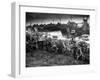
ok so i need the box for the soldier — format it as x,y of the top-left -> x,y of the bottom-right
82,17 -> 90,34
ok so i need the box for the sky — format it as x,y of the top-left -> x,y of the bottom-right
26,12 -> 90,26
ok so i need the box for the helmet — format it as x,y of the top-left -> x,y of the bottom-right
83,17 -> 88,21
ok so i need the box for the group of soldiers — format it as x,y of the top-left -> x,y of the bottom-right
26,32 -> 89,62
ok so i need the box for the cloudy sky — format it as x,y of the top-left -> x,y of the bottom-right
26,12 -> 90,26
